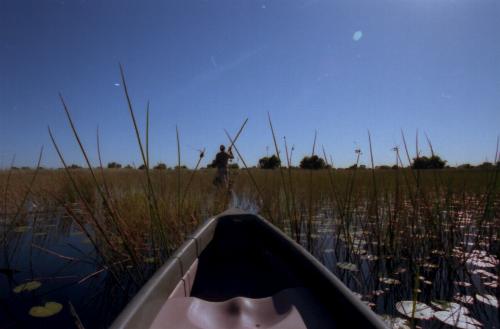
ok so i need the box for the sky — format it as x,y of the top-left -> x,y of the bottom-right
1,0 -> 499,168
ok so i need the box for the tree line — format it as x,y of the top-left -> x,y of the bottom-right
8,155 -> 499,171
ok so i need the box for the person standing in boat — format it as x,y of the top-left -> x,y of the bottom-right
212,144 -> 234,188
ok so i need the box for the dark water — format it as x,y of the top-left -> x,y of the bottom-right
284,208 -> 499,329
1,203 -> 498,329
1,211 -> 139,329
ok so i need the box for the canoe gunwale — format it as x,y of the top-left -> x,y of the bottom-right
109,209 -> 388,329
109,214 -> 219,329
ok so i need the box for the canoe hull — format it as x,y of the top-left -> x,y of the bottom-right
110,209 -> 387,329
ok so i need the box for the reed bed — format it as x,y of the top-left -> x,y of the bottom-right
1,70 -> 498,328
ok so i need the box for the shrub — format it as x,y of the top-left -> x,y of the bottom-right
154,163 -> 167,170
477,162 -> 494,169
412,155 -> 446,169
299,155 -> 326,170
258,155 -> 281,169
107,162 -> 122,169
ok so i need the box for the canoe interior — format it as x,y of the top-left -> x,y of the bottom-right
110,209 -> 387,329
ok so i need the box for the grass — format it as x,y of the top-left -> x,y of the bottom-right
1,68 -> 498,328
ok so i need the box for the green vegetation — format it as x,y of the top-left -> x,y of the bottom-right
1,69 -> 498,328
258,155 -> 281,169
299,155 -> 327,169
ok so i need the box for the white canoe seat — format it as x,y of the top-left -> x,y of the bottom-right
150,287 -> 334,329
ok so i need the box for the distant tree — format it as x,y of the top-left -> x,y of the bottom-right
299,155 -> 326,170
138,164 -> 147,170
228,163 -> 240,169
10,166 -> 19,170
21,166 -> 31,170
412,155 -> 446,169
359,164 -> 367,170
259,155 -> 281,169
154,163 -> 167,170
376,165 -> 391,170
457,163 -> 474,169
174,165 -> 187,169
124,164 -> 134,169
348,164 -> 358,170
391,165 -> 398,170
477,162 -> 494,169
68,164 -> 81,169
107,162 -> 122,169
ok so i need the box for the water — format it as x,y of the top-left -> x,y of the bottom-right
1,203 -> 498,329
1,212 -> 137,329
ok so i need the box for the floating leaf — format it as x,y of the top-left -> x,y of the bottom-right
13,281 -> 41,293
483,281 -> 498,288
432,301 -> 469,314
144,257 -> 155,264
454,281 -> 472,287
337,262 -> 358,272
13,226 -> 30,233
393,268 -> 407,274
29,302 -> 63,318
380,315 -> 411,329
454,294 -> 474,305
380,277 -> 401,285
352,292 -> 363,299
395,301 -> 434,320
361,254 -> 379,261
473,269 -> 498,280
476,294 -> 498,308
434,310 -> 482,329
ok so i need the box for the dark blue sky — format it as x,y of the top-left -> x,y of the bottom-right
1,0 -> 499,168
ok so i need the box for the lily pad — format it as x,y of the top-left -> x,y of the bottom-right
13,281 -> 41,293
380,277 -> 401,285
144,257 -> 155,264
29,302 -> 63,318
483,281 -> 498,288
476,294 -> 498,308
434,310 -> 482,329
336,262 -> 358,272
454,294 -> 474,305
395,301 -> 434,320
13,226 -> 31,233
454,281 -> 472,287
431,301 -> 469,314
380,315 -> 411,329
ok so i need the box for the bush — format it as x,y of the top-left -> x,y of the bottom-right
107,162 -> 122,169
299,155 -> 326,170
457,163 -> 474,169
258,155 -> 281,169
477,162 -> 494,169
412,155 -> 446,169
154,163 -> 167,170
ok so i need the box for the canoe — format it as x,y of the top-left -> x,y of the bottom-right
110,208 -> 387,329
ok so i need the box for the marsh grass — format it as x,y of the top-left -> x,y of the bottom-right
1,67 -> 498,328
